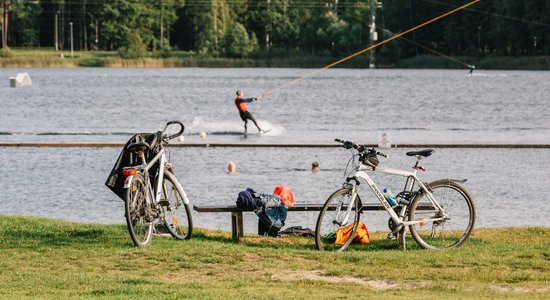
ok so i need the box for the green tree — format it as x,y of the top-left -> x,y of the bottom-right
223,21 -> 258,58
181,0 -> 230,56
99,0 -> 182,56
10,2 -> 42,47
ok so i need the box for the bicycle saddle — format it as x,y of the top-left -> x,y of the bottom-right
127,141 -> 151,153
406,149 -> 434,157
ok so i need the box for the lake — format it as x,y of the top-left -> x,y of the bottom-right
0,68 -> 549,233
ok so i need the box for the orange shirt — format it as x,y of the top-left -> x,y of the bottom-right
235,96 -> 251,113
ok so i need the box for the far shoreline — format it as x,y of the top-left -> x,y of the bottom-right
1,49 -> 549,70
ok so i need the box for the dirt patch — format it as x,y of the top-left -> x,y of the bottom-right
493,285 -> 550,293
272,270 -> 431,290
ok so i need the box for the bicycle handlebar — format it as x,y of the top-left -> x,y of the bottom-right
162,121 -> 185,141
334,138 -> 388,158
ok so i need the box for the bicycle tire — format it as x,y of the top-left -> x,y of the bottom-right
125,173 -> 153,247
315,188 -> 361,252
160,171 -> 193,240
408,179 -> 475,250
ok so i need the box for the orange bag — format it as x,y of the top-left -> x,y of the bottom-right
273,185 -> 295,208
335,222 -> 370,245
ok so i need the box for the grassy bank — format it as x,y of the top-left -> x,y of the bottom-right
0,216 -> 548,299
1,48 -> 549,69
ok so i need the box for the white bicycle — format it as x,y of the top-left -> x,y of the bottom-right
315,139 -> 475,251
122,121 -> 193,247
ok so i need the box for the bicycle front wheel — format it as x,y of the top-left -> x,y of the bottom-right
408,180 -> 475,250
315,188 -> 361,252
160,171 -> 193,240
125,173 -> 153,247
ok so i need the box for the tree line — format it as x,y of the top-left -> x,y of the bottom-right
1,0 -> 549,60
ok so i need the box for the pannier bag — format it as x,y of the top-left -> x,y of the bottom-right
105,133 -> 159,201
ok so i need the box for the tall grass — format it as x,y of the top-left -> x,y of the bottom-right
1,48 -> 549,69
0,216 -> 548,299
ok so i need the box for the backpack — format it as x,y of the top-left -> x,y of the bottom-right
256,194 -> 288,237
236,188 -> 264,209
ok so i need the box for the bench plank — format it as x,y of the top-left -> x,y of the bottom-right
193,203 -> 434,242
193,203 -> 395,213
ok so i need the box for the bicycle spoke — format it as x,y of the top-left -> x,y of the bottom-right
161,172 -> 192,240
315,189 -> 360,251
409,181 -> 475,249
125,174 -> 153,247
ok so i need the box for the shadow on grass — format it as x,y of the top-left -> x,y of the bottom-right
0,217 -> 129,249
190,232 -> 419,252
189,228 -> 429,252
189,231 -> 234,244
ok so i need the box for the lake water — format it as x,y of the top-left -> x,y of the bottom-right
0,68 -> 549,233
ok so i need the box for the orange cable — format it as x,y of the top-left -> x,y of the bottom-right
382,28 -> 471,68
261,0 -> 481,98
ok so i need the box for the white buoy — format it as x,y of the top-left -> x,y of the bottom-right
9,73 -> 32,88
178,135 -> 185,143
199,132 -> 206,139
378,132 -> 391,148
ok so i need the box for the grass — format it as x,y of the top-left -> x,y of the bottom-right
0,216 -> 549,299
0,48 -> 361,68
1,48 -> 549,69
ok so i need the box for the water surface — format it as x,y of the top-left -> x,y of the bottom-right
1,68 -> 549,233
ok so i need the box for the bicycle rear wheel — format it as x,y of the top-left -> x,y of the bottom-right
315,188 -> 361,252
160,171 -> 193,240
125,173 -> 153,247
408,180 -> 475,250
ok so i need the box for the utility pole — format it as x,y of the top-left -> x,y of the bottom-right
160,1 -> 164,49
266,0 -> 270,50
69,22 -> 73,57
60,2 -> 64,52
1,0 -> 9,49
213,3 -> 218,51
95,19 -> 99,50
54,11 -> 59,51
82,0 -> 87,51
477,26 -> 482,55
368,0 -> 382,68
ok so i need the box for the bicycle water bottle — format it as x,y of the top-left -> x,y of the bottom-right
382,188 -> 398,207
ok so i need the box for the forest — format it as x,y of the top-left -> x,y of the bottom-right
1,0 -> 549,61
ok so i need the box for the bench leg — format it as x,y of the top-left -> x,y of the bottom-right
231,212 -> 244,242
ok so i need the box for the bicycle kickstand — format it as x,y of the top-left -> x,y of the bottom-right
399,226 -> 407,251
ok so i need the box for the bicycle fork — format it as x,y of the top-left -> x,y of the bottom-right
334,181 -> 360,226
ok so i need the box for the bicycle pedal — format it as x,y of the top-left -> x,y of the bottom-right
158,199 -> 170,207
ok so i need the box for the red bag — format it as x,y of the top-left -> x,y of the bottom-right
273,185 -> 295,208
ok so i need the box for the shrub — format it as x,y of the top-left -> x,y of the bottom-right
223,22 -> 258,58
0,47 -> 14,58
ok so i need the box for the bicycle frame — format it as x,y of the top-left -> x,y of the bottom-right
123,147 -> 190,211
345,163 -> 447,229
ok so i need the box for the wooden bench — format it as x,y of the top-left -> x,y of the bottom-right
193,203 -> 409,242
